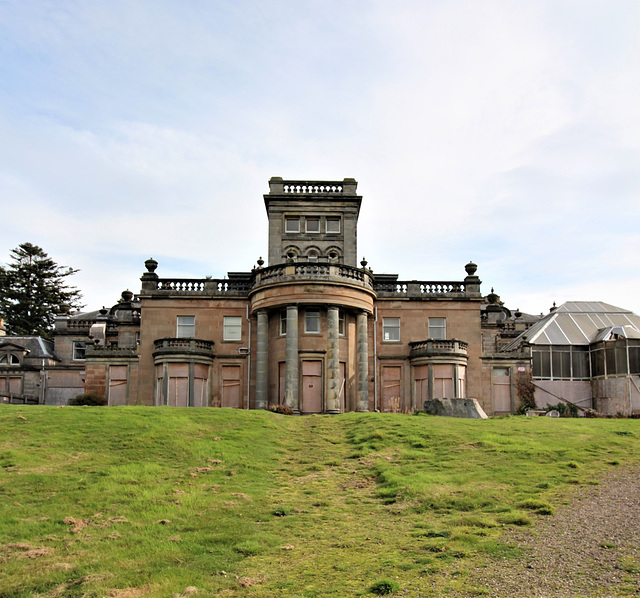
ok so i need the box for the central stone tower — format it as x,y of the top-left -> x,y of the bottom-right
264,177 -> 362,267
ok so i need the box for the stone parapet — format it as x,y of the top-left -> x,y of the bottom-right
152,338 -> 215,359
409,339 -> 468,358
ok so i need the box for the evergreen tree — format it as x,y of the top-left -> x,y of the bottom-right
0,243 -> 83,338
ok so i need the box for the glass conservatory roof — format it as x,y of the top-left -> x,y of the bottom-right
503,302 -> 640,349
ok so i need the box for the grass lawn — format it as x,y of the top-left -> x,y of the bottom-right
1,406 -> 639,597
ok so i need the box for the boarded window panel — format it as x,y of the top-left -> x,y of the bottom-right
382,365 -> 402,413
9,377 -> 22,395
433,364 -> 454,399
193,363 -> 210,408
169,377 -> 188,408
109,365 -> 128,406
279,362 -> 286,405
413,365 -> 429,405
458,366 -> 467,398
221,365 -> 241,408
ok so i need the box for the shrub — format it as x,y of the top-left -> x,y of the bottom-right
515,371 -> 537,414
268,404 -> 294,415
546,402 -> 578,418
369,578 -> 400,595
68,393 -> 107,406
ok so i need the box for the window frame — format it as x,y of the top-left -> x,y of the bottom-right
72,341 -> 86,361
305,309 -> 321,334
326,218 -> 341,234
428,317 -> 447,340
223,316 -> 242,342
176,315 -> 195,338
382,317 -> 400,342
280,310 -> 287,336
305,217 -> 320,233
285,217 -> 300,233
338,311 -> 346,336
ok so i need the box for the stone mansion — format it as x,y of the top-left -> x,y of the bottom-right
2,178 -> 639,415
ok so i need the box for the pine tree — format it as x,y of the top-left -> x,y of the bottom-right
0,243 -> 83,338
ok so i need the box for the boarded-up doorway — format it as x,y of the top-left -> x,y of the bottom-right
109,365 -> 128,406
302,360 -> 323,413
381,365 -> 402,413
414,365 -> 429,407
493,367 -> 512,413
221,365 -> 241,408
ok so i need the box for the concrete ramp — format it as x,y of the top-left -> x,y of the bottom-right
424,398 -> 488,419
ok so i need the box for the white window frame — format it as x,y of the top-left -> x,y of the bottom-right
280,310 -> 287,336
305,217 -> 320,233
0,353 -> 20,365
73,341 -> 86,361
223,316 -> 242,341
305,310 -> 320,334
285,217 -> 300,233
383,317 -> 400,342
428,317 -> 447,340
326,218 -> 341,233
177,315 -> 195,338
338,311 -> 345,336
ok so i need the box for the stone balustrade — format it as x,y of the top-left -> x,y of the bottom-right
153,338 -> 215,358
154,278 -> 252,296
252,263 -> 375,291
409,339 -> 468,357
375,280 -> 466,297
86,346 -> 138,359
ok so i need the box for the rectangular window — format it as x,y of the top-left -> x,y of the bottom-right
280,310 -> 287,336
305,310 -> 320,333
176,316 -> 195,338
532,347 -> 551,379
223,316 -> 242,341
428,317 -> 446,340
326,218 -> 340,233
551,346 -> 571,379
73,341 -> 86,361
285,218 -> 300,233
305,218 -> 320,233
338,311 -> 345,336
571,347 -> 590,379
383,317 -> 400,342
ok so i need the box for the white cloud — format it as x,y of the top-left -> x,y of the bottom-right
0,0 -> 638,315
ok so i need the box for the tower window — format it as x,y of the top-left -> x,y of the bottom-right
305,310 -> 320,333
305,218 -> 320,233
326,218 -> 340,233
285,218 -> 300,233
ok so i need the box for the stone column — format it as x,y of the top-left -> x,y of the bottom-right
356,311 -> 369,412
255,310 -> 269,410
284,305 -> 299,413
326,306 -> 341,414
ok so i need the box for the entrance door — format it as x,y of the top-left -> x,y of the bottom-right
493,367 -> 512,413
302,360 -> 323,413
221,365 -> 241,408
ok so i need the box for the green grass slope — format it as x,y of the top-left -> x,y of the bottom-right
1,406 -> 638,597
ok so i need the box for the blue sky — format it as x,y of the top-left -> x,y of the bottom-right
1,0 -> 639,316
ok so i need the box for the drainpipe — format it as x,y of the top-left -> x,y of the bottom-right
246,305 -> 251,409
374,306 -> 378,412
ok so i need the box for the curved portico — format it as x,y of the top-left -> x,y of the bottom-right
249,263 -> 375,414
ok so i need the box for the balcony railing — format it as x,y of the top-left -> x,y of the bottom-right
409,339 -> 468,358
153,338 -> 215,358
154,277 -> 252,296
375,280 -> 466,297
252,263 -> 375,291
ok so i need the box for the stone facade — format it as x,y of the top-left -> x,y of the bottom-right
3,178 -> 550,414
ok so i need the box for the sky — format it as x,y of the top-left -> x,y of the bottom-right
1,0 -> 639,317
